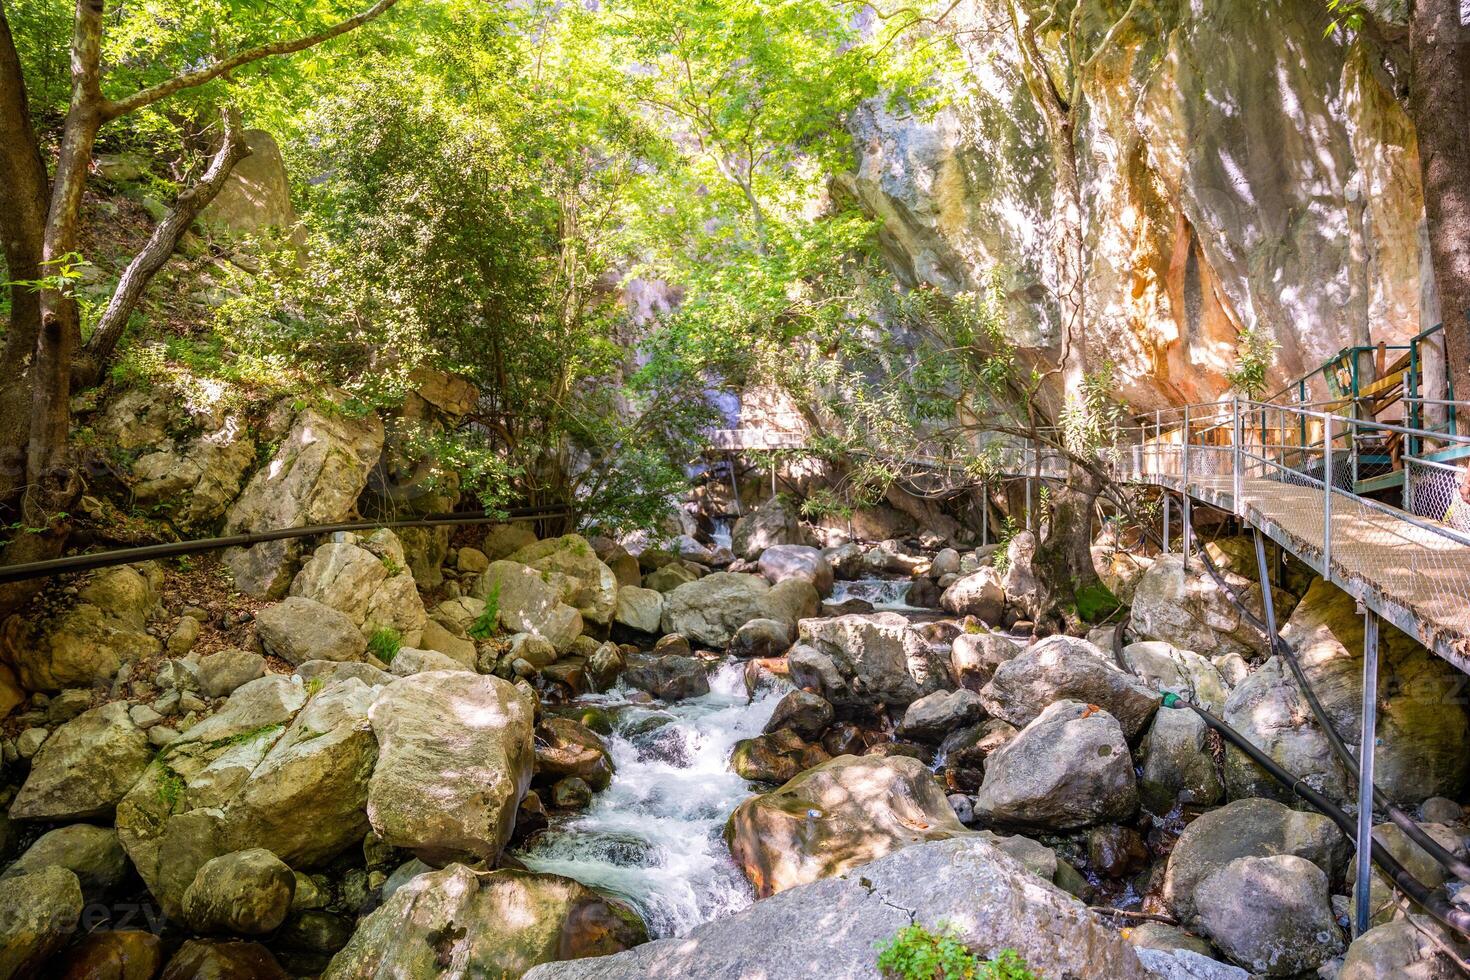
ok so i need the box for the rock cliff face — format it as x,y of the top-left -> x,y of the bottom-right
844,0 -> 1432,411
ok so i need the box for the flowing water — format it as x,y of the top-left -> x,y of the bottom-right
829,576 -> 917,610
710,515 -> 734,553
516,662 -> 789,938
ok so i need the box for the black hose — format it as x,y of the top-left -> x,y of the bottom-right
0,504 -> 573,585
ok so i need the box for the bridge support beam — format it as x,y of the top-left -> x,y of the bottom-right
1353,606 -> 1380,937
1162,494 -> 1171,554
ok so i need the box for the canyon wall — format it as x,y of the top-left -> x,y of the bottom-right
842,0 -> 1432,412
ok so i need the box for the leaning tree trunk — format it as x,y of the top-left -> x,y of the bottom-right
1409,0 -> 1470,417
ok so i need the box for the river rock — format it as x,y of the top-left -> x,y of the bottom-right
949,629 -> 1022,690
198,649 -> 267,698
322,865 -> 647,979
1122,640 -> 1231,713
1339,917 -> 1464,979
1139,707 -> 1224,811
1283,578 -> 1470,803
10,701 -> 151,821
727,618 -> 794,659
387,647 -> 465,675
973,700 -> 1138,830
587,642 -> 626,692
116,676 -> 377,918
523,836 -> 1150,979
1,564 -> 162,691
731,730 -> 831,783
642,562 -> 699,593
1128,556 -> 1270,659
659,572 -> 772,647
613,586 -> 663,635
938,718 -> 1017,792
1161,797 -> 1347,923
1221,656 -> 1351,805
0,866 -> 83,978
367,671 -> 534,864
507,535 -> 619,627
731,497 -> 810,561
1347,820 -> 1463,928
255,596 -> 369,666
159,939 -> 289,980
475,561 -> 584,654
897,688 -> 985,742
534,718 -> 614,791
756,545 -> 833,597
1194,854 -> 1342,975
622,653 -> 709,701
181,848 -> 296,935
979,635 -> 1161,739
727,753 -> 969,897
290,531 -> 427,647
223,399 -> 384,598
2,823 -> 127,899
50,929 -> 164,980
484,523 -> 538,561
763,689 -> 834,739
788,612 -> 947,711
1134,948 -> 1249,980
939,568 -> 1005,623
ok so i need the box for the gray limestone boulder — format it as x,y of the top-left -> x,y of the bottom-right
979,635 -> 1161,739
10,702 -> 151,821
1193,854 -> 1343,975
255,596 -> 369,667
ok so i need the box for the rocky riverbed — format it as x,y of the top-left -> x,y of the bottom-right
0,487 -> 1467,978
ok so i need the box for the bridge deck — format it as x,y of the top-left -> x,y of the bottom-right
1146,472 -> 1470,672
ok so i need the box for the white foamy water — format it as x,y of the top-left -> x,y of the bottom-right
830,577 -> 917,610
516,661 -> 788,938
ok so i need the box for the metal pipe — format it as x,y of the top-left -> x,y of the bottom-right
981,484 -> 989,546
1354,608 -> 1380,937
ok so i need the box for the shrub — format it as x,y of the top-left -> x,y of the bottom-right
368,627 -> 402,663
468,584 -> 500,641
876,924 -> 1038,980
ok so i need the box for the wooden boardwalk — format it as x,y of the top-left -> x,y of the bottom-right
1146,471 -> 1470,672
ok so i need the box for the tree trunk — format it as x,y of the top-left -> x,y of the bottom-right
1410,0 -> 1470,411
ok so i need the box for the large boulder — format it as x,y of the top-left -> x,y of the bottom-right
507,535 -> 619,627
223,399 -> 384,598
0,866 -> 83,977
116,675 -> 378,918
727,618 -> 795,659
534,718 -> 614,791
367,671 -> 534,864
484,523 -> 539,561
1193,854 -> 1342,975
788,612 -> 948,711
289,530 -> 428,647
897,689 -> 985,742
1,564 -> 162,691
1121,640 -> 1231,713
203,129 -> 301,240
255,596 -> 370,666
979,635 -> 1161,739
726,754 -> 969,897
1283,578 -> 1470,803
1340,917 -> 1465,980
1139,708 -> 1224,810
1129,555 -> 1271,659
159,939 -> 289,980
10,702 -> 151,821
1221,656 -> 1351,805
940,568 -> 1005,623
949,629 -> 1022,691
659,572 -> 772,647
181,848 -> 296,935
763,689 -> 834,739
756,545 -> 833,597
523,837 -> 1150,980
730,730 -> 831,784
2,824 -> 128,899
621,654 -> 709,702
730,497 -> 810,561
475,561 -> 584,653
973,700 -> 1138,830
612,586 -> 662,636
1346,820 -> 1463,928
323,865 -> 647,979
1161,797 -> 1347,923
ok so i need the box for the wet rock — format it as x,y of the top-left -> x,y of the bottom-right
551,776 -> 593,809
223,400 -> 384,598
290,530 -> 428,647
51,928 -> 163,980
1161,797 -> 1347,923
731,497 -> 810,561
613,586 -> 663,636
0,866 -> 82,977
523,837 -> 1149,979
757,545 -> 833,597
939,568 -> 1005,623
368,671 -> 534,865
730,730 -> 831,783
622,654 -> 710,702
159,939 -> 289,980
182,847 -> 296,935
475,560 -> 584,653
587,642 -> 626,692
823,543 -> 865,579
727,753 -> 969,897
3,823 -> 127,899
979,635 -> 1161,739
973,700 -> 1138,830
322,865 -> 647,979
789,612 -> 947,711
728,618 -> 794,659
535,717 -> 614,791
949,629 -> 1022,691
198,649 -> 267,698
10,701 -> 151,821
1087,825 -> 1149,877
1193,854 -> 1343,975
255,596 -> 369,666
897,689 -> 985,742
763,690 -> 834,739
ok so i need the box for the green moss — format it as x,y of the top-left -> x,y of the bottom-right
368,626 -> 403,662
202,722 -> 285,752
1074,583 -> 1121,624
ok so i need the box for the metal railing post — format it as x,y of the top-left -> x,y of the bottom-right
1182,404 -> 1192,569
1353,607 -> 1380,937
1323,413 -> 1334,575
1232,397 -> 1243,515
981,483 -> 989,546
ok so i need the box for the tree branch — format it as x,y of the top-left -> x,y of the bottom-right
103,0 -> 403,120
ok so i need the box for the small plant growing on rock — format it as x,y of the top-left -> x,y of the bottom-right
368,627 -> 402,662
469,585 -> 500,640
876,924 -> 1037,980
